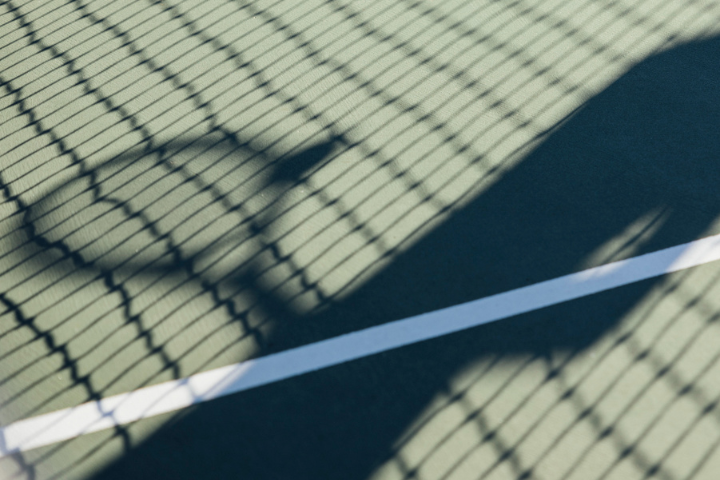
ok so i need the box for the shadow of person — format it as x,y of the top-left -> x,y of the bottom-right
86,35 -> 720,479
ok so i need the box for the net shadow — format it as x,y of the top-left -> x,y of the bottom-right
1,0 -> 720,479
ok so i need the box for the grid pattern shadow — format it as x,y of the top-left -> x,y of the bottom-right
1,0 -> 720,478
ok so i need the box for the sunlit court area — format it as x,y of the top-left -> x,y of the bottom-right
3,0 -> 720,478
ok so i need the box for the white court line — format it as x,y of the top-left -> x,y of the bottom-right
3,233 -> 720,456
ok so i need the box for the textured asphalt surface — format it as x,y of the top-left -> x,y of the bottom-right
2,0 -> 720,478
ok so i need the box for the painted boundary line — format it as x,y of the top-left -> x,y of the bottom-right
4,233 -> 720,456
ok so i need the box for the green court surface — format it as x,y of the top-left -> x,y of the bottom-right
2,0 -> 720,478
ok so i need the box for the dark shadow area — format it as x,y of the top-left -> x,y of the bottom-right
80,35 -> 720,480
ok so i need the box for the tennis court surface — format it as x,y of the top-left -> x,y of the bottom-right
2,0 -> 720,478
